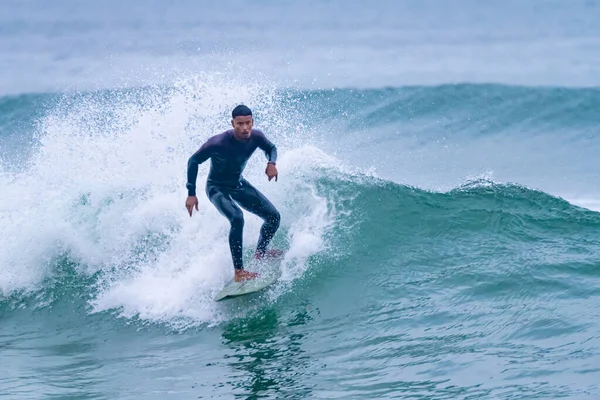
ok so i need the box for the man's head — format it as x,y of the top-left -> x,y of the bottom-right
231,105 -> 253,140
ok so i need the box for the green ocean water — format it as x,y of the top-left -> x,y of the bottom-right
1,82 -> 600,399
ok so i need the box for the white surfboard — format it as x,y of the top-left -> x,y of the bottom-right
214,263 -> 282,302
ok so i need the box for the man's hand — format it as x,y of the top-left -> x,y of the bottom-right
265,162 -> 278,182
186,196 -> 199,216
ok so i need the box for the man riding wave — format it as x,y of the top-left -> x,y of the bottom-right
185,105 -> 282,282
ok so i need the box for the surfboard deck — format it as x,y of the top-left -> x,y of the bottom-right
214,255 -> 284,302
214,268 -> 282,301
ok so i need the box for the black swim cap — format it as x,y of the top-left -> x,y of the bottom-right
232,105 -> 252,118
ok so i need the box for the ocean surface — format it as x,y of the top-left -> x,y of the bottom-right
2,1 -> 600,399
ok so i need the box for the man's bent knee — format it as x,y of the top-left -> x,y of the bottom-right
231,213 -> 245,229
269,210 -> 281,228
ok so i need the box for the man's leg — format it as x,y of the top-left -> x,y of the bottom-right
206,185 -> 245,270
231,179 -> 281,258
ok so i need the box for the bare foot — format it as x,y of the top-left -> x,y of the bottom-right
235,269 -> 259,282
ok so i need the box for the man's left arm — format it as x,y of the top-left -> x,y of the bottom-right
256,131 -> 278,164
255,131 -> 278,181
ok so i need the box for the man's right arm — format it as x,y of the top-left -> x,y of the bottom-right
186,141 -> 213,196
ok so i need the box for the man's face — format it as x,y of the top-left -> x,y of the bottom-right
232,115 -> 253,139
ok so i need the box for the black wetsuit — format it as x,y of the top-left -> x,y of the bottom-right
186,129 -> 280,269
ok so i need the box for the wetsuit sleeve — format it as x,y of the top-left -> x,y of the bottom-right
186,141 -> 213,196
255,131 -> 278,164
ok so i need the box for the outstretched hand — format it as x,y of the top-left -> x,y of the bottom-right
186,196 -> 199,216
265,163 -> 278,181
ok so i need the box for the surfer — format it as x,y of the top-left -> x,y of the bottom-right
185,105 -> 282,282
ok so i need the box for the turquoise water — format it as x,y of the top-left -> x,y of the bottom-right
2,1 -> 600,399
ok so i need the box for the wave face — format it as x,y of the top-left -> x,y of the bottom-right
1,78 -> 600,398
